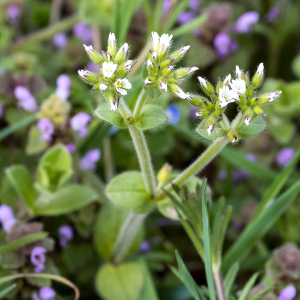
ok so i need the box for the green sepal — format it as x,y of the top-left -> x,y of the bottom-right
196,119 -> 227,141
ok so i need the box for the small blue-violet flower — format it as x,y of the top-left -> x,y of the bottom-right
278,285 -> 296,300
166,104 -> 181,125
14,86 -> 38,112
0,205 -> 16,233
40,286 -> 56,300
0,104 -> 3,118
73,22 -> 93,44
6,5 -> 21,26
70,112 -> 91,138
265,7 -> 280,23
53,33 -> 68,49
37,119 -> 55,142
87,62 -> 99,73
214,32 -> 232,58
178,11 -> 195,25
58,225 -> 74,248
235,11 -> 259,33
162,0 -> 172,15
246,153 -> 257,162
79,149 -> 101,171
276,148 -> 295,167
55,74 -> 71,101
65,143 -> 75,153
31,246 -> 46,273
109,125 -> 119,137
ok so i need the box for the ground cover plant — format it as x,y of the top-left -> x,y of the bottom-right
1,0 -> 300,299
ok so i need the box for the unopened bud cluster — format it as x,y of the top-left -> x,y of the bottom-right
78,33 -> 136,110
192,63 -> 281,135
144,32 -> 198,100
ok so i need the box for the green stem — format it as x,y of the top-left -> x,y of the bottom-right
213,267 -> 226,300
162,139 -> 229,195
112,212 -> 147,264
103,137 -> 115,182
133,89 -> 147,120
10,14 -> 80,51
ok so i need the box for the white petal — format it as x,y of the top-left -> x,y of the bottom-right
100,84 -> 107,91
198,76 -> 207,88
83,44 -> 93,53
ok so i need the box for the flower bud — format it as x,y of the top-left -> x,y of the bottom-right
157,163 -> 172,184
158,78 -> 168,92
107,33 -> 117,57
252,63 -> 264,88
169,84 -> 191,99
174,67 -> 198,79
188,95 -> 205,108
147,59 -> 156,74
235,65 -> 242,79
144,77 -> 156,85
253,105 -> 264,116
78,70 -> 99,84
227,130 -> 238,143
206,116 -> 215,135
245,85 -> 253,97
168,46 -> 190,63
223,74 -> 231,86
259,91 -> 281,104
162,66 -> 174,77
83,44 -> 103,65
115,43 -> 129,64
150,51 -> 159,64
243,108 -> 254,126
250,97 -> 259,106
198,76 -> 214,96
107,92 -> 120,111
196,109 -> 208,118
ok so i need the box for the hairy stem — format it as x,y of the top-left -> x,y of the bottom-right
112,212 -> 147,264
133,89 -> 148,120
213,267 -> 226,300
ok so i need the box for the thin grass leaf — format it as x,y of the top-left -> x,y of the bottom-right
201,180 -> 216,300
170,14 -> 207,37
142,0 -> 154,32
223,262 -> 239,299
212,197 -> 225,251
237,273 -> 259,300
112,0 -> 121,38
0,115 -> 36,142
173,251 -> 206,300
153,0 -> 165,31
252,146 -> 300,221
247,288 -> 272,300
222,179 -> 300,272
0,284 -> 16,298
0,232 -> 47,255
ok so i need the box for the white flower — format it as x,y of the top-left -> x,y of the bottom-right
189,67 -> 199,74
245,116 -> 250,126
147,59 -> 153,67
181,45 -> 190,54
78,69 -> 90,78
256,63 -> 264,75
115,78 -> 132,95
108,33 -> 116,45
151,32 -> 173,54
219,86 -> 239,107
144,78 -> 152,85
100,83 -> 107,91
224,74 -> 231,85
83,44 -> 93,54
160,81 -> 168,92
152,52 -> 159,60
236,65 -> 242,79
207,123 -> 214,135
102,62 -> 117,78
268,90 -> 282,102
176,88 -> 191,99
198,76 -> 207,88
230,79 -> 246,94
120,43 -> 129,56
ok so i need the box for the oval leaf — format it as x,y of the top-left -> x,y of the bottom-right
95,262 -> 144,300
34,184 -> 97,215
95,103 -> 128,128
196,119 -> 227,141
144,85 -> 162,101
237,116 -> 266,139
135,104 -> 167,130
106,171 -> 154,213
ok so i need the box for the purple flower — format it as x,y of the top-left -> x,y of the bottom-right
189,0 -> 200,11
31,246 -> 46,273
55,74 -> 71,101
235,11 -> 259,33
14,86 -> 38,112
37,119 -> 55,142
0,205 -> 16,233
278,285 -> 296,300
230,41 -> 239,52
214,32 -> 232,57
277,148 -> 295,167
109,125 -> 119,136
218,170 -> 227,181
140,241 -> 151,252
0,105 -> 3,118
87,62 -> 99,73
65,143 -> 75,153
265,7 -> 280,23
246,153 -> 257,162
79,149 -> 101,171
70,112 -> 91,138
233,169 -> 251,183
53,33 -> 68,49
178,11 -> 196,24
162,0 -> 172,15
166,104 -> 181,125
58,225 -> 74,248
73,22 -> 93,44
40,287 -> 56,300
6,5 -> 21,26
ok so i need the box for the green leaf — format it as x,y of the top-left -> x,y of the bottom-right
236,117 -> 266,139
222,179 -> 300,273
292,53 -> 300,79
201,180 -> 216,300
196,119 -> 227,141
106,171 -> 155,213
172,251 -> 205,300
0,115 -> 36,142
144,84 -> 162,101
37,144 -> 73,190
153,0 -> 165,31
134,104 -> 167,130
0,284 -> 16,299
34,184 -> 97,215
224,262 -> 239,299
237,273 -> 259,300
0,232 -> 47,255
139,259 -> 159,300
5,165 -> 36,208
93,202 -> 144,260
247,288 -> 271,300
95,103 -> 128,128
25,126 -> 48,155
95,262 -> 144,300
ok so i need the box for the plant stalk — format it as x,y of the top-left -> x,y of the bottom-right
112,212 -> 147,264
133,89 -> 148,120
213,267 -> 226,300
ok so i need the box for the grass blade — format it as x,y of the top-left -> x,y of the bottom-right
222,179 -> 300,272
153,0 -> 165,31
223,262 -> 239,299
237,273 -> 259,300
201,179 -> 216,300
0,284 -> 16,298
